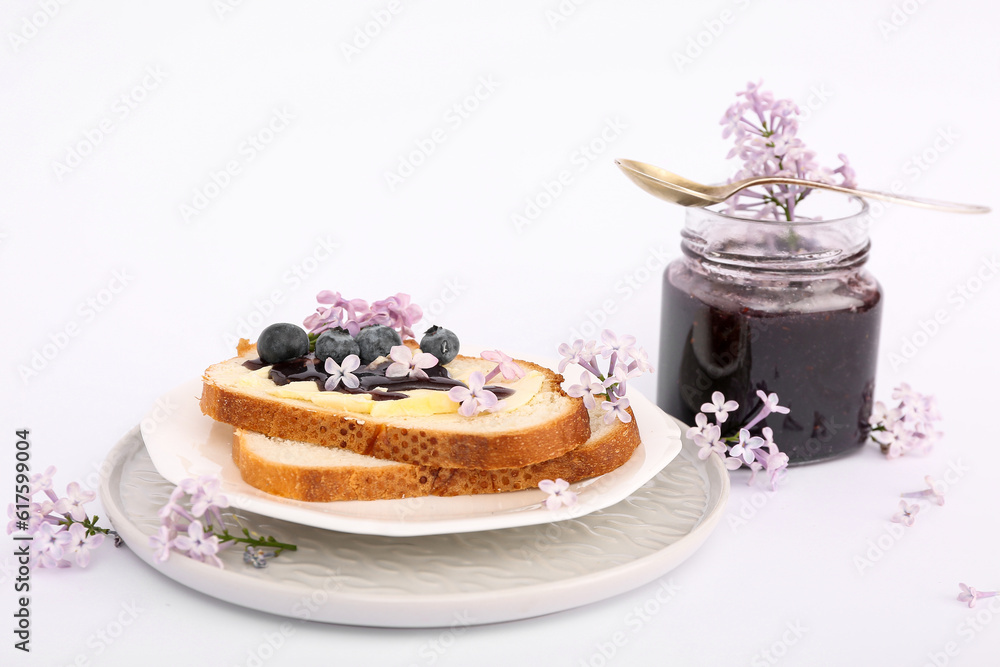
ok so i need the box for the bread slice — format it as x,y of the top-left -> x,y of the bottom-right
201,344 -> 591,470
231,407 -> 640,501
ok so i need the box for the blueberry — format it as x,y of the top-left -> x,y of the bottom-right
315,329 -> 360,366
257,323 -> 309,364
420,326 -> 460,365
355,325 -> 402,365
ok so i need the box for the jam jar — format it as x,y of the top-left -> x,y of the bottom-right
657,194 -> 882,464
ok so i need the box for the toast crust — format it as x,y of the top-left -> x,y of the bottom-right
201,351 -> 592,470
231,408 -> 640,501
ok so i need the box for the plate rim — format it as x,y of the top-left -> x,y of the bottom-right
100,421 -> 730,627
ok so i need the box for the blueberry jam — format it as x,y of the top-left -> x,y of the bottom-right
658,272 -> 882,463
242,354 -> 515,401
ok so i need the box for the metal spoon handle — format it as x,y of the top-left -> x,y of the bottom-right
741,177 -> 990,215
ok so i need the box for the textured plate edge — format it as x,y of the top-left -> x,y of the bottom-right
100,419 -> 730,628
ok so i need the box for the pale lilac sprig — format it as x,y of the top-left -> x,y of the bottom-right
688,391 -> 791,490
721,80 -> 857,221
6,467 -> 117,569
152,474 -> 296,569
870,383 -> 942,458
448,371 -> 504,417
304,292 -> 423,339
958,584 -> 999,609
558,330 -> 650,424
482,350 -> 526,383
539,478 -> 578,510
385,345 -> 438,380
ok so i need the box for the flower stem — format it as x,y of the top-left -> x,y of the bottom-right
215,528 -> 297,555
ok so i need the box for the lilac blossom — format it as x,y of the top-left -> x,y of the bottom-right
62,523 -> 105,567
693,424 -> 725,461
730,429 -> 765,465
567,371 -> 606,410
721,80 -> 857,221
325,354 -> 361,390
34,522 -> 72,568
891,500 -> 920,527
179,475 -> 230,525
304,291 -> 423,339
958,584 -> 999,609
901,476 -> 945,506
172,522 -> 224,569
539,478 -> 578,510
557,339 -> 598,374
482,350 -> 526,383
870,384 -> 942,458
601,396 -> 633,424
701,391 -> 740,424
385,346 -> 438,380
54,482 -> 96,522
685,412 -> 709,440
150,525 -> 175,563
448,371 -> 503,417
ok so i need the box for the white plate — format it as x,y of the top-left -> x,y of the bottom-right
101,422 -> 729,627
142,379 -> 681,536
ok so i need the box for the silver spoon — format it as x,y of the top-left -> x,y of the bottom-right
615,158 -> 990,214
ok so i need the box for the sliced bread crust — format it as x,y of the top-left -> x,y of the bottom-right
201,347 -> 591,470
231,407 -> 640,501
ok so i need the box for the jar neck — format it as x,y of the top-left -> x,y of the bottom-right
680,195 -> 871,276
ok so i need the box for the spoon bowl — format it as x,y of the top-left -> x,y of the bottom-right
615,158 -> 990,215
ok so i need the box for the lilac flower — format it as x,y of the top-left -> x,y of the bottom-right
753,435 -> 790,491
149,525 -> 176,563
557,339 -> 597,373
62,523 -> 105,567
371,293 -> 423,339
539,478 -> 578,510
601,396 -> 632,424
721,81 -> 857,221
448,371 -> 502,417
385,346 -> 438,380
179,475 -> 230,520
891,500 -> 920,527
901,475 -> 945,506
600,330 -> 637,360
244,546 -> 277,569
54,482 -> 96,522
745,390 -> 789,429
701,391 -> 740,424
730,428 -> 765,465
693,424 -> 725,461
685,412 -> 709,440
605,362 -> 641,398
871,384 -> 942,458
172,522 -> 224,569
30,465 -> 57,494
629,346 -> 654,374
325,354 -> 361,389
958,584 -> 999,609
34,522 -> 71,569
481,350 -> 526,381
567,371 -> 606,410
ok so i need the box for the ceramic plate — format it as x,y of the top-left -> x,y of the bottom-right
141,379 -> 681,536
101,423 -> 728,627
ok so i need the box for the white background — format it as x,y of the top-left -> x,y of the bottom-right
3,1 -> 999,665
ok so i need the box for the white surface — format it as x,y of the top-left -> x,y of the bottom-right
102,420 -> 725,627
2,1 -> 999,665
141,379 -> 681,536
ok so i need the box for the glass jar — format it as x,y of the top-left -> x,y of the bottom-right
657,193 -> 882,464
